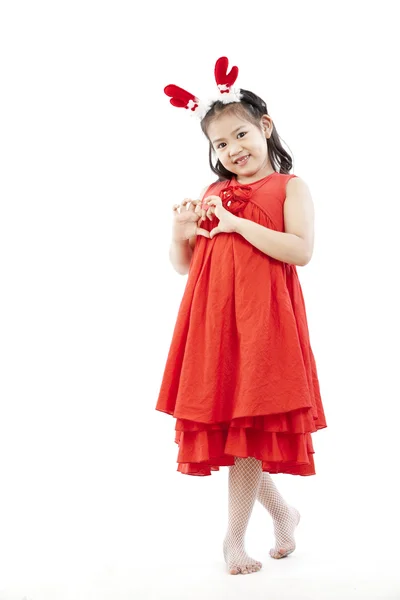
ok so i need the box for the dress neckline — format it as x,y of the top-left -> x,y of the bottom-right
230,171 -> 278,187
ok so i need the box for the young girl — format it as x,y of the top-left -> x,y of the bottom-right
156,57 -> 327,576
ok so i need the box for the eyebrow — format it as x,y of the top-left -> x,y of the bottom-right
212,126 -> 246,145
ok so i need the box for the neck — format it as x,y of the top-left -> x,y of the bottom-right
236,167 -> 276,185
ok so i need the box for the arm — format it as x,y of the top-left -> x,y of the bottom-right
232,177 -> 315,267
169,238 -> 193,275
169,186 -> 209,275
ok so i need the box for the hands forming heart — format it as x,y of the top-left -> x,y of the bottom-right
172,195 -> 240,244
195,195 -> 239,240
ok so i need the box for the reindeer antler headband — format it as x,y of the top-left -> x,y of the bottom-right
164,56 -> 243,121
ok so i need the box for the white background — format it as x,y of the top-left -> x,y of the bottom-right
1,1 -> 399,599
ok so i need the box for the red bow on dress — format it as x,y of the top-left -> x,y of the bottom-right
219,185 -> 252,215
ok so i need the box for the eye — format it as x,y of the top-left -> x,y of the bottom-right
217,131 -> 247,150
216,132 -> 246,150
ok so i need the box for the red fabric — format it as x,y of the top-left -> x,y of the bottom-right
214,56 -> 239,90
203,184 -> 252,214
156,172 -> 327,476
220,185 -> 252,214
164,84 -> 199,110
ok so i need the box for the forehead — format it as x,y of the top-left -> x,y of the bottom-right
207,110 -> 253,142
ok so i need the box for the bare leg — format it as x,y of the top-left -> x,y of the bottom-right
256,472 -> 301,559
223,457 -> 263,575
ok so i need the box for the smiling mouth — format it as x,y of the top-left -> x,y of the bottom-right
235,155 -> 250,165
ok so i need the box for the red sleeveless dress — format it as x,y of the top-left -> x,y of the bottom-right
155,171 -> 327,476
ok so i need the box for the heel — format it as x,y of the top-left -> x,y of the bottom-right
292,506 -> 301,526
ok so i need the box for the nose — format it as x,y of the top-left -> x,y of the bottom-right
229,141 -> 243,158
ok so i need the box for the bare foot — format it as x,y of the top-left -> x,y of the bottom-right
223,534 -> 262,575
269,506 -> 300,559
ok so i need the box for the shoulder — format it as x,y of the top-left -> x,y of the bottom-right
199,185 -> 209,200
284,175 -> 313,209
284,174 -> 310,194
283,174 -> 314,209
201,177 -> 227,197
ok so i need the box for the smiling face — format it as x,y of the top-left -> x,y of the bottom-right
206,107 -> 275,183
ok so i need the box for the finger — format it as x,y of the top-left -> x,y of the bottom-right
204,196 -> 221,206
172,204 -> 180,212
188,200 -> 200,212
209,227 -> 219,239
196,203 -> 205,221
184,198 -> 198,211
195,207 -> 205,222
203,201 -> 213,219
196,228 -> 211,238
200,201 -> 210,221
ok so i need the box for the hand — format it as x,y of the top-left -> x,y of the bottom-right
172,198 -> 211,242
195,195 -> 239,239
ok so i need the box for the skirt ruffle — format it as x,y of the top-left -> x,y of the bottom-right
174,408 -> 325,476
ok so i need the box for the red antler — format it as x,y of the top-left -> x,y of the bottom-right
214,57 -> 239,93
164,84 -> 200,111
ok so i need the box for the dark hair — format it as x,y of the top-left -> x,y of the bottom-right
200,89 -> 293,181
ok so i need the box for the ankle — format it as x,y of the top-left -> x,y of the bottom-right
270,505 -> 291,520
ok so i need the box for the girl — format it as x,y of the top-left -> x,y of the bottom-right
156,57 -> 327,576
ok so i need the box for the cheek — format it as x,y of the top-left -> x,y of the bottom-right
218,156 -> 229,167
254,139 -> 267,155
216,149 -> 228,162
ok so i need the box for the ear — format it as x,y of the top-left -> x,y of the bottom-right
260,115 -> 273,137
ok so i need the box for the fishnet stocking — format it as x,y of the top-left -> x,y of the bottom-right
257,472 -> 301,559
223,456 -> 263,575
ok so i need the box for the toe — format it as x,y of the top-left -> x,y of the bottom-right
271,548 -> 292,559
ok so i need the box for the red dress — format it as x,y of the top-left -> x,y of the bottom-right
155,171 -> 327,476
